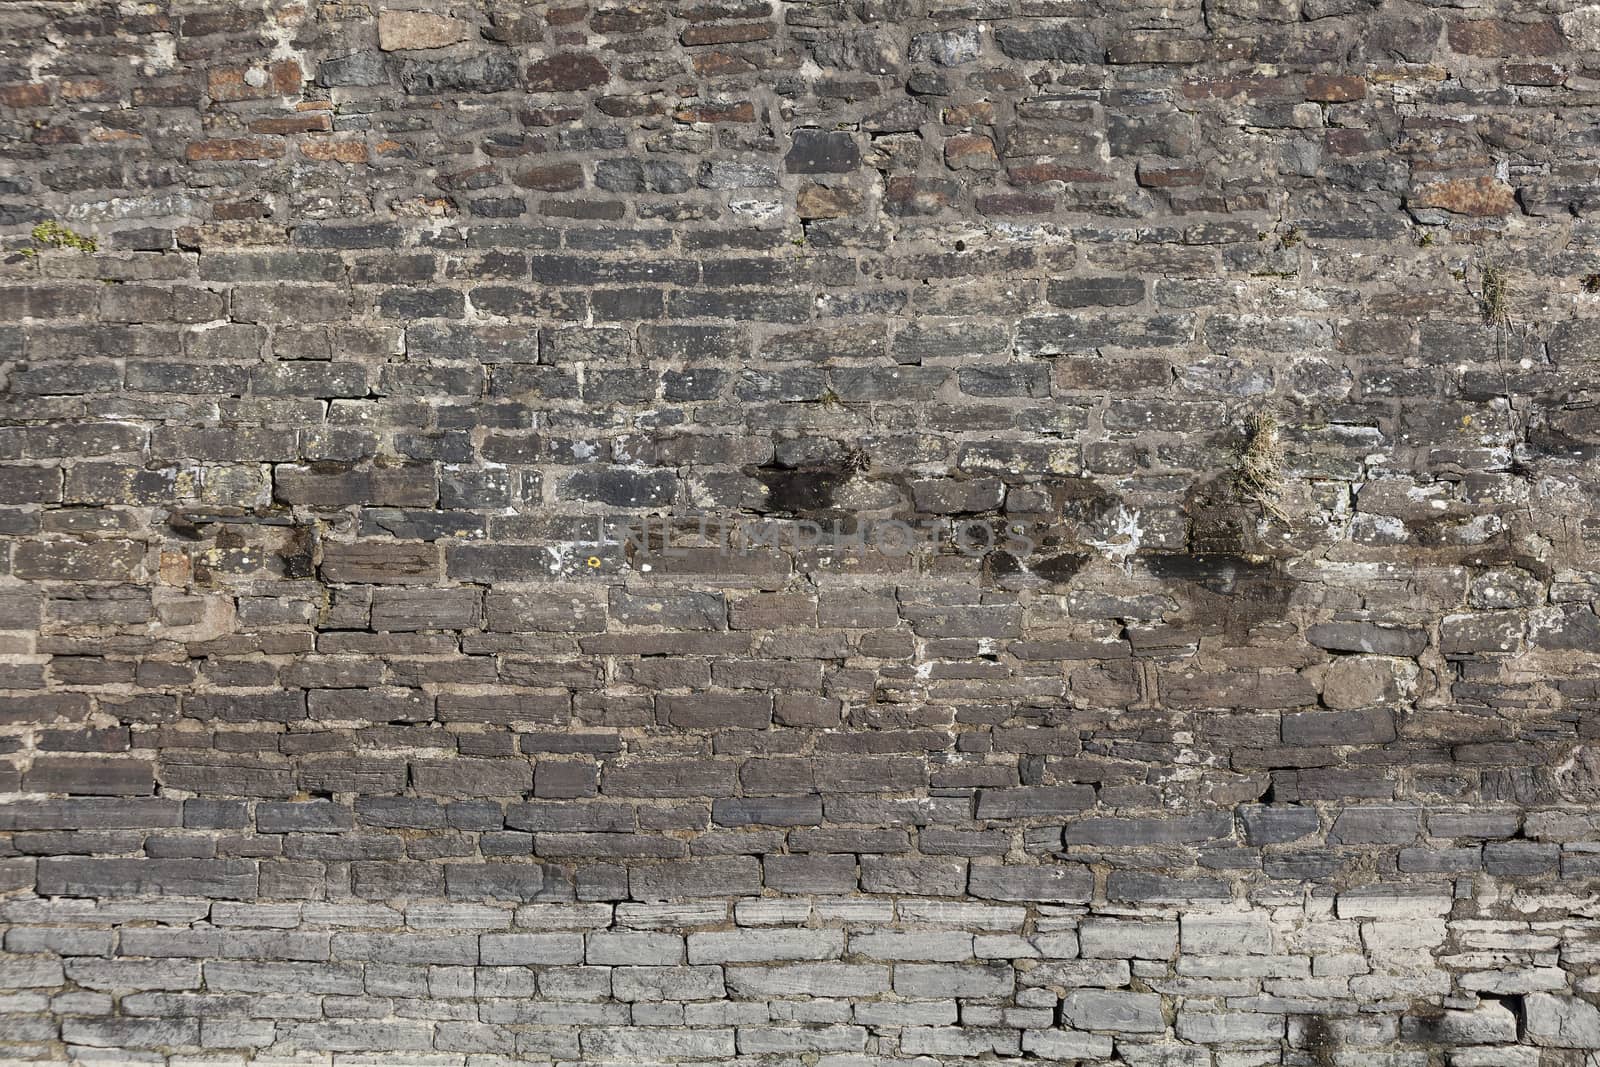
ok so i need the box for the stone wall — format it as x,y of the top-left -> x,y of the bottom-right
3,0 -> 1600,1063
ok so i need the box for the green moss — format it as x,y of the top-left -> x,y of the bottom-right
22,220 -> 98,257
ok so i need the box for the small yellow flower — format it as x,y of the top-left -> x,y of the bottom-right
586,556 -> 602,568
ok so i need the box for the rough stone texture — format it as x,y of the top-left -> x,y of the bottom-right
2,0 -> 1600,1064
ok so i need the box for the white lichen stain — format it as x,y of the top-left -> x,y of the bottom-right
1084,505 -> 1143,568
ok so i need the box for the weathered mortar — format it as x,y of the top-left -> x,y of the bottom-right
2,0 -> 1600,1062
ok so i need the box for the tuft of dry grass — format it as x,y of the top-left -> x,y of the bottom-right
1479,256 -> 1511,327
1236,412 -> 1289,523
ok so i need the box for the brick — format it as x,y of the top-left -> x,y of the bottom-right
762,854 -> 858,894
969,864 -> 1093,903
379,9 -> 470,50
784,130 -> 861,174
480,932 -> 585,964
444,863 -> 571,902
1305,74 -> 1366,102
23,757 -> 153,795
994,23 -> 1099,62
586,931 -> 684,966
659,692 -> 771,729
630,857 -> 761,900
37,858 -> 257,899
257,801 -> 353,834
689,929 -> 842,963
712,795 -> 821,827
1448,19 -> 1564,57
1064,813 -> 1234,847
1411,176 -> 1519,218
186,138 -> 284,161
1063,989 -> 1164,1032
15,539 -> 144,581
526,53 -> 610,91
320,543 -> 440,584
369,587 -> 481,631
725,963 -> 889,998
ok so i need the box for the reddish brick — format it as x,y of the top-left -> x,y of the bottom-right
541,198 -> 626,221
185,139 -> 286,161
301,140 -> 369,164
693,51 -> 759,76
681,21 -> 773,46
1305,75 -> 1366,102
1448,19 -> 1564,57
673,101 -> 756,123
944,134 -> 999,171
250,113 -> 333,135
1500,63 -> 1565,85
885,176 -> 960,216
0,82 -> 51,107
33,126 -> 81,146
547,5 -> 588,25
1410,175 -> 1518,217
515,162 -> 586,191
59,77 -> 116,103
1180,76 -> 1298,101
796,184 -> 862,219
944,102 -> 996,125
1057,357 -> 1171,391
520,107 -> 584,128
590,6 -> 666,33
1136,165 -> 1205,188
182,8 -> 263,36
1323,129 -> 1382,157
525,53 -> 610,92
208,60 -> 303,102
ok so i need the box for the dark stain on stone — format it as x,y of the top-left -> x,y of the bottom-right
1032,551 -> 1090,583
1041,474 -> 1120,524
1180,472 -> 1262,556
166,512 -> 205,541
1143,552 -> 1296,635
1299,1014 -> 1339,1067
280,525 -> 317,579
984,550 -> 1023,581
1145,553 -> 1278,593
748,460 -> 853,515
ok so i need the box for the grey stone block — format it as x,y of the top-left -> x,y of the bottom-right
892,962 -> 1014,998
611,964 -> 726,1002
479,932 -> 585,965
688,929 -> 843,964
1062,989 -> 1165,1032
1079,919 -> 1178,960
969,864 -> 1093,903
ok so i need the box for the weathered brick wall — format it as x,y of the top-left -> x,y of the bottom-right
3,0 -> 1600,1062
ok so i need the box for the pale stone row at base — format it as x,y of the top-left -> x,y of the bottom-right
2,890 -> 1599,1064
